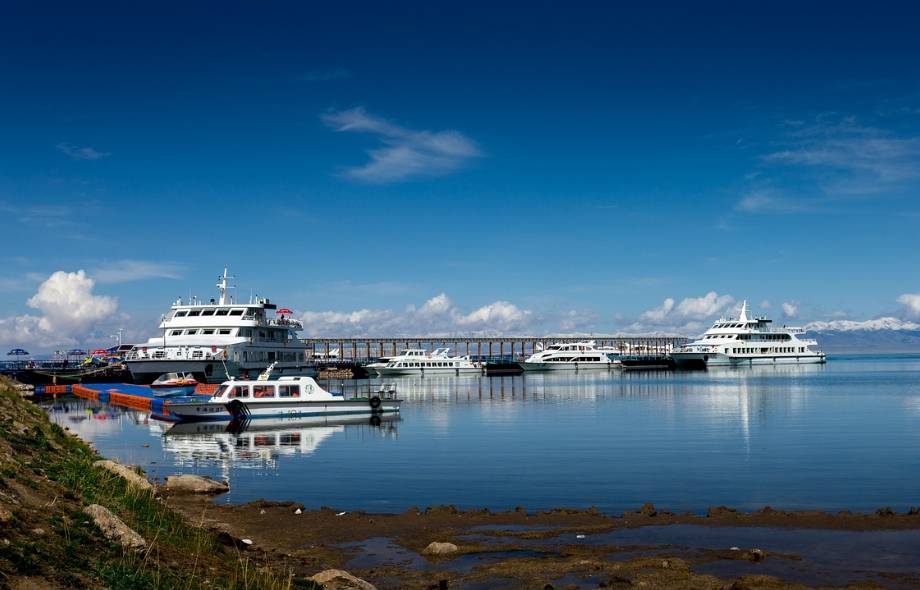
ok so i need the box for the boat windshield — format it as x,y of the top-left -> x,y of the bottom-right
213,384 -> 233,399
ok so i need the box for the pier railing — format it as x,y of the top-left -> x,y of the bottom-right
303,336 -> 687,361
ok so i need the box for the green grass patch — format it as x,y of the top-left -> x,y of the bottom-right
0,378 -> 320,589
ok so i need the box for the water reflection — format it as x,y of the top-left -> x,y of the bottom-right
163,415 -> 399,469
38,356 -> 920,512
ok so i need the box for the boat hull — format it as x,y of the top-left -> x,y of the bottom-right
374,366 -> 482,376
166,399 -> 401,422
520,361 -> 621,371
165,412 -> 400,435
126,359 -> 316,384
671,352 -> 827,369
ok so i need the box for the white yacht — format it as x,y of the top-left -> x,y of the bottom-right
374,348 -> 484,376
520,341 -> 622,371
670,301 -> 826,368
125,268 -> 313,383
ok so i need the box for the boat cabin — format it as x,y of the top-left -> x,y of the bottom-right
208,376 -> 341,402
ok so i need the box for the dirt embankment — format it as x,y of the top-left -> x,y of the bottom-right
0,377 -> 317,589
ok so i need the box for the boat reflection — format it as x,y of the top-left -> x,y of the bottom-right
162,414 -> 399,469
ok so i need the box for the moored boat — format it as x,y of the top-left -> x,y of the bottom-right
373,348 -> 483,376
150,372 -> 199,397
165,376 -> 401,422
520,341 -> 622,371
670,300 -> 826,368
125,268 -> 314,384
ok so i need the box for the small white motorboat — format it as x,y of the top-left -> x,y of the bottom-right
150,372 -> 200,397
165,376 -> 401,422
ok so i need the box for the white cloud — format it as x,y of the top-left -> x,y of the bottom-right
639,298 -> 674,322
299,293 -> 534,337
806,317 -> 920,332
735,189 -> 809,213
627,292 -> 735,335
737,114 -> 920,213
321,107 -> 482,183
764,115 -> 920,184
759,299 -> 771,308
92,260 -> 184,283
55,142 -> 110,161
0,270 -> 118,348
675,292 -> 735,319
454,301 -> 531,331
782,301 -> 799,318
558,309 -> 599,332
897,293 -> 920,317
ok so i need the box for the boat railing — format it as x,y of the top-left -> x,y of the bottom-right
759,326 -> 806,334
319,380 -> 400,400
268,318 -> 304,329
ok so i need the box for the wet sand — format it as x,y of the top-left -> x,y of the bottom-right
166,499 -> 920,589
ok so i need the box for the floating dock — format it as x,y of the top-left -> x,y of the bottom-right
70,383 -> 211,414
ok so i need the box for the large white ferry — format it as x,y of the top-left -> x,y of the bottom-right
125,269 -> 312,383
374,348 -> 484,376
520,341 -> 621,371
670,301 -> 826,368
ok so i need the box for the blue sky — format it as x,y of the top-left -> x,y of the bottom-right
2,1 -> 920,348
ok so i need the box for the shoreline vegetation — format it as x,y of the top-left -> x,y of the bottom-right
0,376 -> 318,590
2,377 -> 919,589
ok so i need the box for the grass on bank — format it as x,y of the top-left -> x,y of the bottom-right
0,377 -> 319,589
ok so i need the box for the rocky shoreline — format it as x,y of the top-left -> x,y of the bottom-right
165,497 -> 920,589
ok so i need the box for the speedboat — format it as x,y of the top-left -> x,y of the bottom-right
164,376 -> 401,422
151,372 -> 199,388
150,372 -> 199,397
670,300 -> 826,368
520,341 -> 621,371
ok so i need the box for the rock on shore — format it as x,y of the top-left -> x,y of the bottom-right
309,569 -> 376,590
423,541 -> 459,555
83,504 -> 146,550
164,474 -> 229,494
93,460 -> 154,492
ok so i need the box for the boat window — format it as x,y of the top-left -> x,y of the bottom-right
175,310 -> 188,317
228,385 -> 250,398
279,433 -> 300,445
278,385 -> 300,398
214,308 -> 229,316
214,384 -> 233,398
217,329 -> 231,335
201,329 -> 215,335
253,385 -> 275,398
170,330 -> 182,336
184,329 -> 197,335
187,310 -> 201,317
201,308 -> 216,316
228,309 -> 244,316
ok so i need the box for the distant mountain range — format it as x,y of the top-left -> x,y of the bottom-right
805,317 -> 920,353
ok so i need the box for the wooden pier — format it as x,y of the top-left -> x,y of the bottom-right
302,336 -> 687,361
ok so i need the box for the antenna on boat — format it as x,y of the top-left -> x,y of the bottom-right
738,300 -> 749,323
217,266 -> 236,305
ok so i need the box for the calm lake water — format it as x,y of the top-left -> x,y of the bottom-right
41,355 -> 920,514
